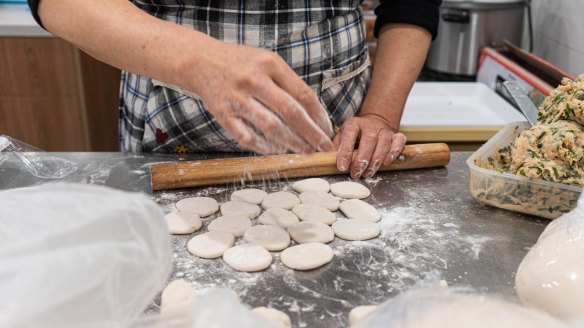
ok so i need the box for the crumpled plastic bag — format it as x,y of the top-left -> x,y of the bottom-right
515,193 -> 584,320
131,289 -> 278,328
0,183 -> 172,328
353,287 -> 564,328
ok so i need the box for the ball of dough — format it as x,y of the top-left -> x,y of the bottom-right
515,211 -> 584,319
223,243 -> 272,272
221,200 -> 261,219
281,242 -> 334,270
160,279 -> 197,309
287,221 -> 334,244
292,178 -> 330,193
207,214 -> 252,237
231,188 -> 267,205
332,219 -> 380,241
257,208 -> 299,229
243,225 -> 290,251
292,203 -> 336,225
299,191 -> 340,211
339,199 -> 381,222
187,231 -> 235,259
330,181 -> 370,199
251,307 -> 292,328
349,305 -> 378,326
164,211 -> 202,234
262,191 -> 300,210
176,197 -> 219,217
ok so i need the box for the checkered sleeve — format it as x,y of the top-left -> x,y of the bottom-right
374,0 -> 442,40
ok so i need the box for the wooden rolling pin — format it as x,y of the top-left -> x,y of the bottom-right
151,143 -> 450,190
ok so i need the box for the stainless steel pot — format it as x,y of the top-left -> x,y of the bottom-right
426,0 -> 526,76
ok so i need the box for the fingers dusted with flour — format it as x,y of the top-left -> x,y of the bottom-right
334,115 -> 406,179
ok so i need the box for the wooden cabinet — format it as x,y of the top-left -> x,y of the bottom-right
0,37 -> 120,151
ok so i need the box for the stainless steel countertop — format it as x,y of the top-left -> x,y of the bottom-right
0,152 -> 548,327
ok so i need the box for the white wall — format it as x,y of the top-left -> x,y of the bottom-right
530,0 -> 584,77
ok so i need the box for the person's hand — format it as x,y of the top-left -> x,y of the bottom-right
182,40 -> 334,154
334,114 -> 407,179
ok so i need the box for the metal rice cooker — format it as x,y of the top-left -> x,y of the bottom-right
426,0 -> 526,76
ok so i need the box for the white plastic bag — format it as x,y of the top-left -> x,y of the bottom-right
0,183 -> 172,328
515,193 -> 584,320
354,288 -> 563,328
131,289 -> 278,328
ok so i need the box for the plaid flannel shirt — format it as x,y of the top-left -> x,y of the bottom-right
120,1 -> 371,154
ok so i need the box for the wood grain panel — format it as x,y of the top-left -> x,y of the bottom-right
75,50 -> 121,151
0,95 -> 88,150
0,38 -> 77,95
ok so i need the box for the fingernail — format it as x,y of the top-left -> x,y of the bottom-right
354,160 -> 368,179
364,168 -> 375,178
339,159 -> 349,171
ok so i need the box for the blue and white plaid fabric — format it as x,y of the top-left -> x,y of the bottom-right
120,1 -> 371,154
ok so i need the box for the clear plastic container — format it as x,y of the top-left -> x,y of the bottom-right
467,122 -> 583,219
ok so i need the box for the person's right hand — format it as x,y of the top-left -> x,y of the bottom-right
181,40 -> 334,154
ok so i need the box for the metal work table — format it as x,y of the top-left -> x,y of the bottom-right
0,152 -> 547,327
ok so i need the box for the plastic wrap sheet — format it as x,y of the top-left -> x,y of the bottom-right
0,183 -> 173,327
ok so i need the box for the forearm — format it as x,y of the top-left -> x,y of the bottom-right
359,23 -> 432,131
38,0 -> 215,89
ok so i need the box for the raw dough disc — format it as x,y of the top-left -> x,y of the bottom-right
207,214 -> 252,237
280,242 -> 334,270
231,188 -> 267,205
243,225 -> 290,251
221,200 -> 261,219
299,191 -> 340,211
332,219 -> 380,241
292,203 -> 336,225
176,197 -> 219,217
164,211 -> 202,234
187,231 -> 235,259
287,221 -> 334,244
339,199 -> 381,222
223,243 -> 272,272
292,178 -> 330,193
257,208 -> 299,229
349,305 -> 379,326
262,191 -> 300,210
251,307 -> 292,328
161,279 -> 197,309
330,181 -> 370,199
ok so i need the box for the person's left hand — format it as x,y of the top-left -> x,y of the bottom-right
334,114 -> 407,179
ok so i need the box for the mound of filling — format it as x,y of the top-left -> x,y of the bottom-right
484,75 -> 584,186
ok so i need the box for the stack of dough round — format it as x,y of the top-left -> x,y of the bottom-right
230,188 -> 267,204
221,200 -> 261,219
176,197 -> 219,217
330,181 -> 371,199
257,208 -> 299,228
292,178 -> 331,193
164,211 -> 202,234
292,203 -> 336,225
262,191 -> 300,210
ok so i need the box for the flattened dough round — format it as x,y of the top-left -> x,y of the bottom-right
330,181 -> 370,199
292,203 -> 336,225
280,242 -> 334,270
299,191 -> 340,211
221,200 -> 261,219
244,225 -> 290,251
349,305 -> 378,326
287,221 -> 334,244
231,188 -> 267,205
223,243 -> 272,272
339,199 -> 381,222
332,219 -> 380,241
161,279 -> 197,308
187,231 -> 235,259
207,214 -> 251,237
292,178 -> 330,193
176,197 -> 219,217
257,208 -> 299,228
164,211 -> 202,234
262,191 -> 300,210
252,307 -> 292,328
